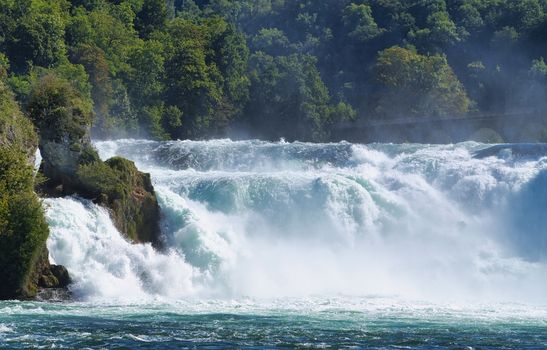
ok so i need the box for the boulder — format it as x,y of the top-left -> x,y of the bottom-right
33,247 -> 71,290
77,157 -> 162,246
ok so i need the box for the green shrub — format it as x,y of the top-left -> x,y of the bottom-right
0,81 -> 37,158
0,147 -> 35,195
26,74 -> 93,144
0,148 -> 49,299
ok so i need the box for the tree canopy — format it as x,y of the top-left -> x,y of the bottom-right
0,0 -> 546,141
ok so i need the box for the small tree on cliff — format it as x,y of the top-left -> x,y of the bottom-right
27,74 -> 94,145
373,46 -> 469,119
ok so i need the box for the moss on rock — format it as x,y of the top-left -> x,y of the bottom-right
77,157 -> 162,246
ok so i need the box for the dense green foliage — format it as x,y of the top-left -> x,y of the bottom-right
0,82 -> 49,299
1,0 -> 547,141
27,74 -> 93,143
374,46 -> 468,118
0,81 -> 37,156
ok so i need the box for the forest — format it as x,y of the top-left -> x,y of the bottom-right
1,0 -> 547,142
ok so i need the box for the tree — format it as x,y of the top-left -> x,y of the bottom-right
3,0 -> 69,73
207,18 -> 250,126
72,44 -> 113,136
251,28 -> 291,56
373,46 -> 469,118
245,52 -> 353,141
342,3 -> 384,42
160,18 -> 223,138
125,40 -> 166,137
410,11 -> 461,53
158,16 -> 249,138
135,0 -> 168,38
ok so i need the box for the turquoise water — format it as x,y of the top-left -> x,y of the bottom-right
11,140 -> 547,348
1,298 -> 546,349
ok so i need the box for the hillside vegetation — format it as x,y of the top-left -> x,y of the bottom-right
0,80 -> 70,299
1,0 -> 547,141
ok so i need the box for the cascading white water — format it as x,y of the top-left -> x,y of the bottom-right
43,197 -> 199,301
44,140 -> 547,302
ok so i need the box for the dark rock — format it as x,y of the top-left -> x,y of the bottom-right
39,274 -> 59,289
33,247 -> 71,298
35,288 -> 72,302
50,265 -> 71,288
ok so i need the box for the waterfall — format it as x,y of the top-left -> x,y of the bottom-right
43,140 -> 547,302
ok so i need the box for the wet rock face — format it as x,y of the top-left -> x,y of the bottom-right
38,141 -> 163,247
107,168 -> 162,247
50,265 -> 71,287
38,265 -> 70,289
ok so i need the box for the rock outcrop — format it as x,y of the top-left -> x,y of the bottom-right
77,157 -> 162,246
32,247 -> 71,290
29,74 -> 162,247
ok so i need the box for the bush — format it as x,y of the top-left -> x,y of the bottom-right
26,74 -> 93,144
374,46 -> 469,119
0,81 -> 37,158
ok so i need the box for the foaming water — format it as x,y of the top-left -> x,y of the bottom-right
42,139 -> 547,303
44,197 -> 199,301
1,296 -> 546,349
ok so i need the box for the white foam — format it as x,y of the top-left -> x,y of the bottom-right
0,324 -> 13,333
44,197 -> 200,302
